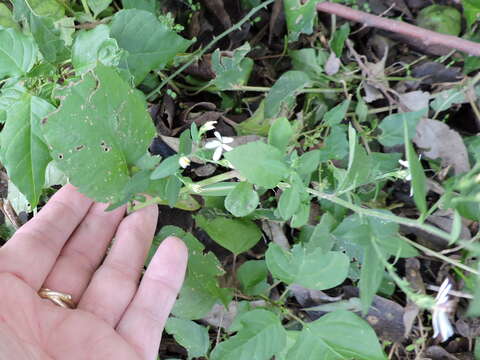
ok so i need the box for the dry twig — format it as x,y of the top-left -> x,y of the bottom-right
316,2 -> 480,56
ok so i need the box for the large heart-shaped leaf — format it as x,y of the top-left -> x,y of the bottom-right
41,64 -> 156,203
0,94 -> 54,207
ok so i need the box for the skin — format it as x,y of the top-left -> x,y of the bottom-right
0,184 -> 188,360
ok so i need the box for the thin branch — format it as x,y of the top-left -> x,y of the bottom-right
316,2 -> 480,56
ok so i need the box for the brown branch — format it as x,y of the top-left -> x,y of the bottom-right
316,2 -> 480,56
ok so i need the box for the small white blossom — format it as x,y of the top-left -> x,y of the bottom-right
205,131 -> 233,161
432,278 -> 455,342
200,121 -> 217,132
398,159 -> 412,181
179,156 -> 190,168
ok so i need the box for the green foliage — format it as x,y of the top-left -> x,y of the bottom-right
110,9 -> 192,84
266,243 -> 349,290
121,0 -> 157,13
87,0 -> 113,17
225,141 -> 288,188
210,309 -> 287,360
286,311 -> 387,359
211,43 -> 253,90
417,5 -> 461,36
42,64 -> 156,203
330,23 -> 350,57
0,94 -> 54,207
284,0 -> 321,42
237,260 -> 269,296
165,318 -> 210,359
72,25 -> 121,73
224,182 -> 260,217
0,28 -> 37,78
156,226 -> 231,320
463,0 -> 480,28
195,214 -> 262,254
264,70 -> 311,118
377,110 -> 424,147
0,4 -> 18,29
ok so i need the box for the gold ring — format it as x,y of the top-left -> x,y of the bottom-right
38,288 -> 76,309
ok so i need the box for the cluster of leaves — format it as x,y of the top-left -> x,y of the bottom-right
1,0 -> 480,359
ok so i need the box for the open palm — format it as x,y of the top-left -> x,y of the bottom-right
0,185 -> 188,360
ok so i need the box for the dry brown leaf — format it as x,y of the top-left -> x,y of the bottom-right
414,119 -> 470,174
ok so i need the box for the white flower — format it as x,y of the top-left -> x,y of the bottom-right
432,278 -> 455,342
205,131 -> 233,161
179,156 -> 190,168
200,121 -> 217,132
398,159 -> 412,181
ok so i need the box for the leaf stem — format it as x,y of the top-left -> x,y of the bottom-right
80,0 -> 92,17
306,188 -> 457,243
146,0 -> 275,100
400,236 -> 480,276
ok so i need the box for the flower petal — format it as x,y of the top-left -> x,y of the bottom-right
205,140 -> 221,149
222,136 -> 234,144
214,131 -> 222,141
222,144 -> 233,152
212,146 -> 223,161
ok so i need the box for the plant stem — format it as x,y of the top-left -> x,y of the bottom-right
306,188 -> 457,243
80,0 -> 92,16
400,236 -> 480,276
146,0 -> 275,100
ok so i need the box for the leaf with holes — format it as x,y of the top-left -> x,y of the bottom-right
0,94 -> 54,208
41,64 -> 156,203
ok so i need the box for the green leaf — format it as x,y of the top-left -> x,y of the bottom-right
0,94 -> 54,208
225,141 -> 288,188
156,226 -> 231,320
264,70 -> 311,119
26,0 -> 64,19
211,43 -> 253,90
0,82 -> 25,123
165,175 -> 182,207
290,48 -> 328,79
278,185 -> 301,220
296,149 -> 321,176
29,13 -> 69,64
210,309 -> 287,360
337,125 -> 373,192
266,243 -> 349,290
404,121 -> 427,214
0,28 -> 37,78
430,88 -> 466,112
286,311 -> 386,360
0,4 -> 19,29
121,0 -> 157,13
359,245 -> 384,314
151,155 -> 180,179
284,0 -> 320,42
41,64 -> 156,203
235,101 -> 270,136
330,23 -> 350,57
224,182 -> 259,217
195,215 -> 262,254
417,5 -> 461,36
318,125 -> 348,162
87,0 -> 112,17
237,260 -> 269,296
72,24 -> 122,73
110,9 -> 192,84
463,0 -> 480,28
268,117 -> 293,153
165,318 -> 210,359
378,110 -> 424,147
323,99 -> 350,126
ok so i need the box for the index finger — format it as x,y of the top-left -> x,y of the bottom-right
0,184 -> 93,289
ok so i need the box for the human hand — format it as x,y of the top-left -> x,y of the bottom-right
0,185 -> 188,360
